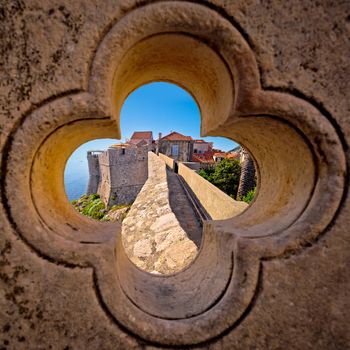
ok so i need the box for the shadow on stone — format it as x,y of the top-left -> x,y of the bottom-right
166,167 -> 202,248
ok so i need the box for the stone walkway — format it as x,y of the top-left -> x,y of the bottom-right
166,169 -> 202,248
122,153 -> 202,274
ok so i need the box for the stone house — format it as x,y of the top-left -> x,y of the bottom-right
158,131 -> 194,162
193,139 -> 213,154
213,152 -> 226,162
191,150 -> 216,169
128,131 -> 154,150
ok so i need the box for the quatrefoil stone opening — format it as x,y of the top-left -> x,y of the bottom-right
3,2 -> 345,346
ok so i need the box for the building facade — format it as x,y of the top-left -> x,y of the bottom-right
158,131 -> 194,162
193,139 -> 213,154
128,131 -> 154,149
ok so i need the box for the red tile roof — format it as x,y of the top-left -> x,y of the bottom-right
131,131 -> 153,140
226,152 -> 240,160
194,139 -> 212,145
191,150 -> 215,163
161,131 -> 193,141
128,139 -> 144,145
213,152 -> 226,157
127,139 -> 148,147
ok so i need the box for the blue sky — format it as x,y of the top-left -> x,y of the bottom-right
120,82 -> 238,150
64,82 -> 238,200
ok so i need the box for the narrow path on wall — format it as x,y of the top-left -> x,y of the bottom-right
121,153 -> 202,274
166,169 -> 202,248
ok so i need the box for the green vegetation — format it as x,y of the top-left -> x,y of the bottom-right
71,194 -> 131,222
241,188 -> 256,204
110,203 -> 130,211
199,159 -> 241,199
72,194 -> 107,220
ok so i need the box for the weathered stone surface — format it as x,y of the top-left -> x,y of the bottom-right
122,153 -> 199,274
96,145 -> 148,206
0,0 -> 349,348
104,206 -> 130,223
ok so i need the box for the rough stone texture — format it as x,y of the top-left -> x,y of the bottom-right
104,206 -> 130,223
97,144 -> 148,206
0,0 -> 349,349
122,152 -> 199,274
158,139 -> 194,162
86,150 -> 103,195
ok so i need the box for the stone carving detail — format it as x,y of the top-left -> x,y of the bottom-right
2,1 -> 346,347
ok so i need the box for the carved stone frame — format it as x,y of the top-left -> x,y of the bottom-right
2,2 -> 345,346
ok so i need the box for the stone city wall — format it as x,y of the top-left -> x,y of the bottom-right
96,146 -> 148,206
178,162 -> 248,220
86,151 -> 102,194
158,152 -> 175,169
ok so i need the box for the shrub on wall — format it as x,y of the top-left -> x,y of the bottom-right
71,194 -> 131,222
241,188 -> 256,204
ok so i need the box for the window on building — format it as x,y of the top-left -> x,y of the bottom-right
172,144 -> 179,156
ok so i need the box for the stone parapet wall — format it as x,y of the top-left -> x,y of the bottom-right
158,152 -> 175,170
122,152 -> 198,274
178,162 -> 248,220
182,161 -> 201,172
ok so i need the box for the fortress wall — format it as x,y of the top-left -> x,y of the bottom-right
178,162 -> 248,220
158,152 -> 175,170
96,149 -> 112,205
97,146 -> 148,206
181,161 -> 201,172
86,152 -> 101,194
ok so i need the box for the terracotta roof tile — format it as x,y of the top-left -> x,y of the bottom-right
191,150 -> 215,163
226,152 -> 240,160
131,131 -> 153,139
161,131 -> 193,141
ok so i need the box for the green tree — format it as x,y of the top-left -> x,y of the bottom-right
199,159 -> 241,199
198,167 -> 215,181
